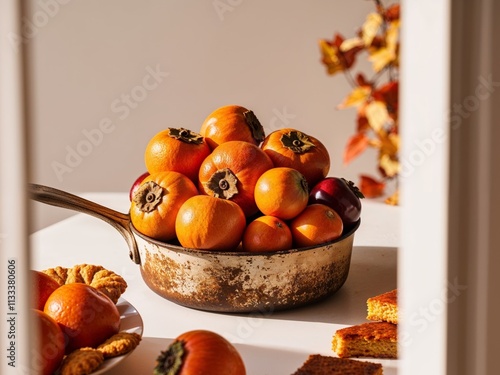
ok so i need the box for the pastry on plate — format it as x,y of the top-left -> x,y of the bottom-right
97,332 -> 142,359
59,347 -> 104,375
43,264 -> 127,304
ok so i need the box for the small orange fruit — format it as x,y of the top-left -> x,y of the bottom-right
144,127 -> 211,183
200,104 -> 266,150
254,167 -> 309,220
31,270 -> 60,311
261,128 -> 330,187
242,215 -> 293,252
198,140 -> 274,217
31,309 -> 66,375
175,195 -> 246,251
44,283 -> 120,353
130,171 -> 199,241
289,204 -> 343,248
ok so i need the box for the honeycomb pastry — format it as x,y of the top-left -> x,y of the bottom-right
43,264 -> 127,304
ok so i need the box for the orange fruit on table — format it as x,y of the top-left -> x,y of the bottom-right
289,203 -> 344,248
198,140 -> 274,217
242,215 -> 293,252
261,128 -> 330,187
130,171 -> 199,241
144,127 -> 211,183
31,309 -> 66,375
175,195 -> 246,251
154,329 -> 246,375
254,167 -> 309,220
31,269 -> 60,310
44,283 -> 120,353
200,104 -> 266,149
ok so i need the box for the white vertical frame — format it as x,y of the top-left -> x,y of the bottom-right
399,0 -> 450,374
0,1 -> 31,374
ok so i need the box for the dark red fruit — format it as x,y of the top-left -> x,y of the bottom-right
129,171 -> 150,201
309,177 -> 364,230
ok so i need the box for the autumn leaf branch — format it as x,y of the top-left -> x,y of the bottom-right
319,0 -> 400,204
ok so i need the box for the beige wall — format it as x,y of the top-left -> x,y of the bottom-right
23,0 -> 379,229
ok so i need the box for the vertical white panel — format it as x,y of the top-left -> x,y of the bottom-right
399,1 -> 450,374
0,1 -> 31,374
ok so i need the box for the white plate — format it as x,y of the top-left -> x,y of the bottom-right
92,298 -> 144,375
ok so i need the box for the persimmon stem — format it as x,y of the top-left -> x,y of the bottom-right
153,340 -> 185,375
133,181 -> 163,213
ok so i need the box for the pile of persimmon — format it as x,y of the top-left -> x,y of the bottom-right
129,104 -> 363,252
30,269 -> 122,375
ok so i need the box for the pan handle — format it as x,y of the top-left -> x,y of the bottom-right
28,183 -> 141,265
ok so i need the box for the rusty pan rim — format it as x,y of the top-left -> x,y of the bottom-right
130,219 -> 360,256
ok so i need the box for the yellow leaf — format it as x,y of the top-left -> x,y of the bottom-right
385,190 -> 399,205
385,20 -> 400,61
379,153 -> 400,178
340,37 -> 364,52
362,12 -> 383,46
368,138 -> 382,148
365,101 -> 390,132
337,86 -> 371,109
378,131 -> 399,157
368,20 -> 399,72
386,20 -> 400,51
369,48 -> 393,72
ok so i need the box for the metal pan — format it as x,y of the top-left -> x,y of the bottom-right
29,183 -> 359,313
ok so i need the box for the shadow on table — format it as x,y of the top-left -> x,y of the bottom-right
228,246 -> 398,326
106,336 -> 398,375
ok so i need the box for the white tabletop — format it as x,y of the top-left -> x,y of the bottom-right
30,194 -> 400,375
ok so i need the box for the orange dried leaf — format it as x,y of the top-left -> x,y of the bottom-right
318,39 -> 345,75
373,81 -> 399,117
344,133 -> 370,164
359,175 -> 385,198
337,86 -> 371,109
385,4 -> 401,22
357,112 -> 370,132
356,73 -> 371,87
319,33 -> 363,76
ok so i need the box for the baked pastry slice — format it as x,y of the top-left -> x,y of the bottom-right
367,289 -> 398,324
291,354 -> 383,375
332,321 -> 397,359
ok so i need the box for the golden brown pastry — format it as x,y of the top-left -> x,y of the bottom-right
43,264 -> 127,304
332,321 -> 397,359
